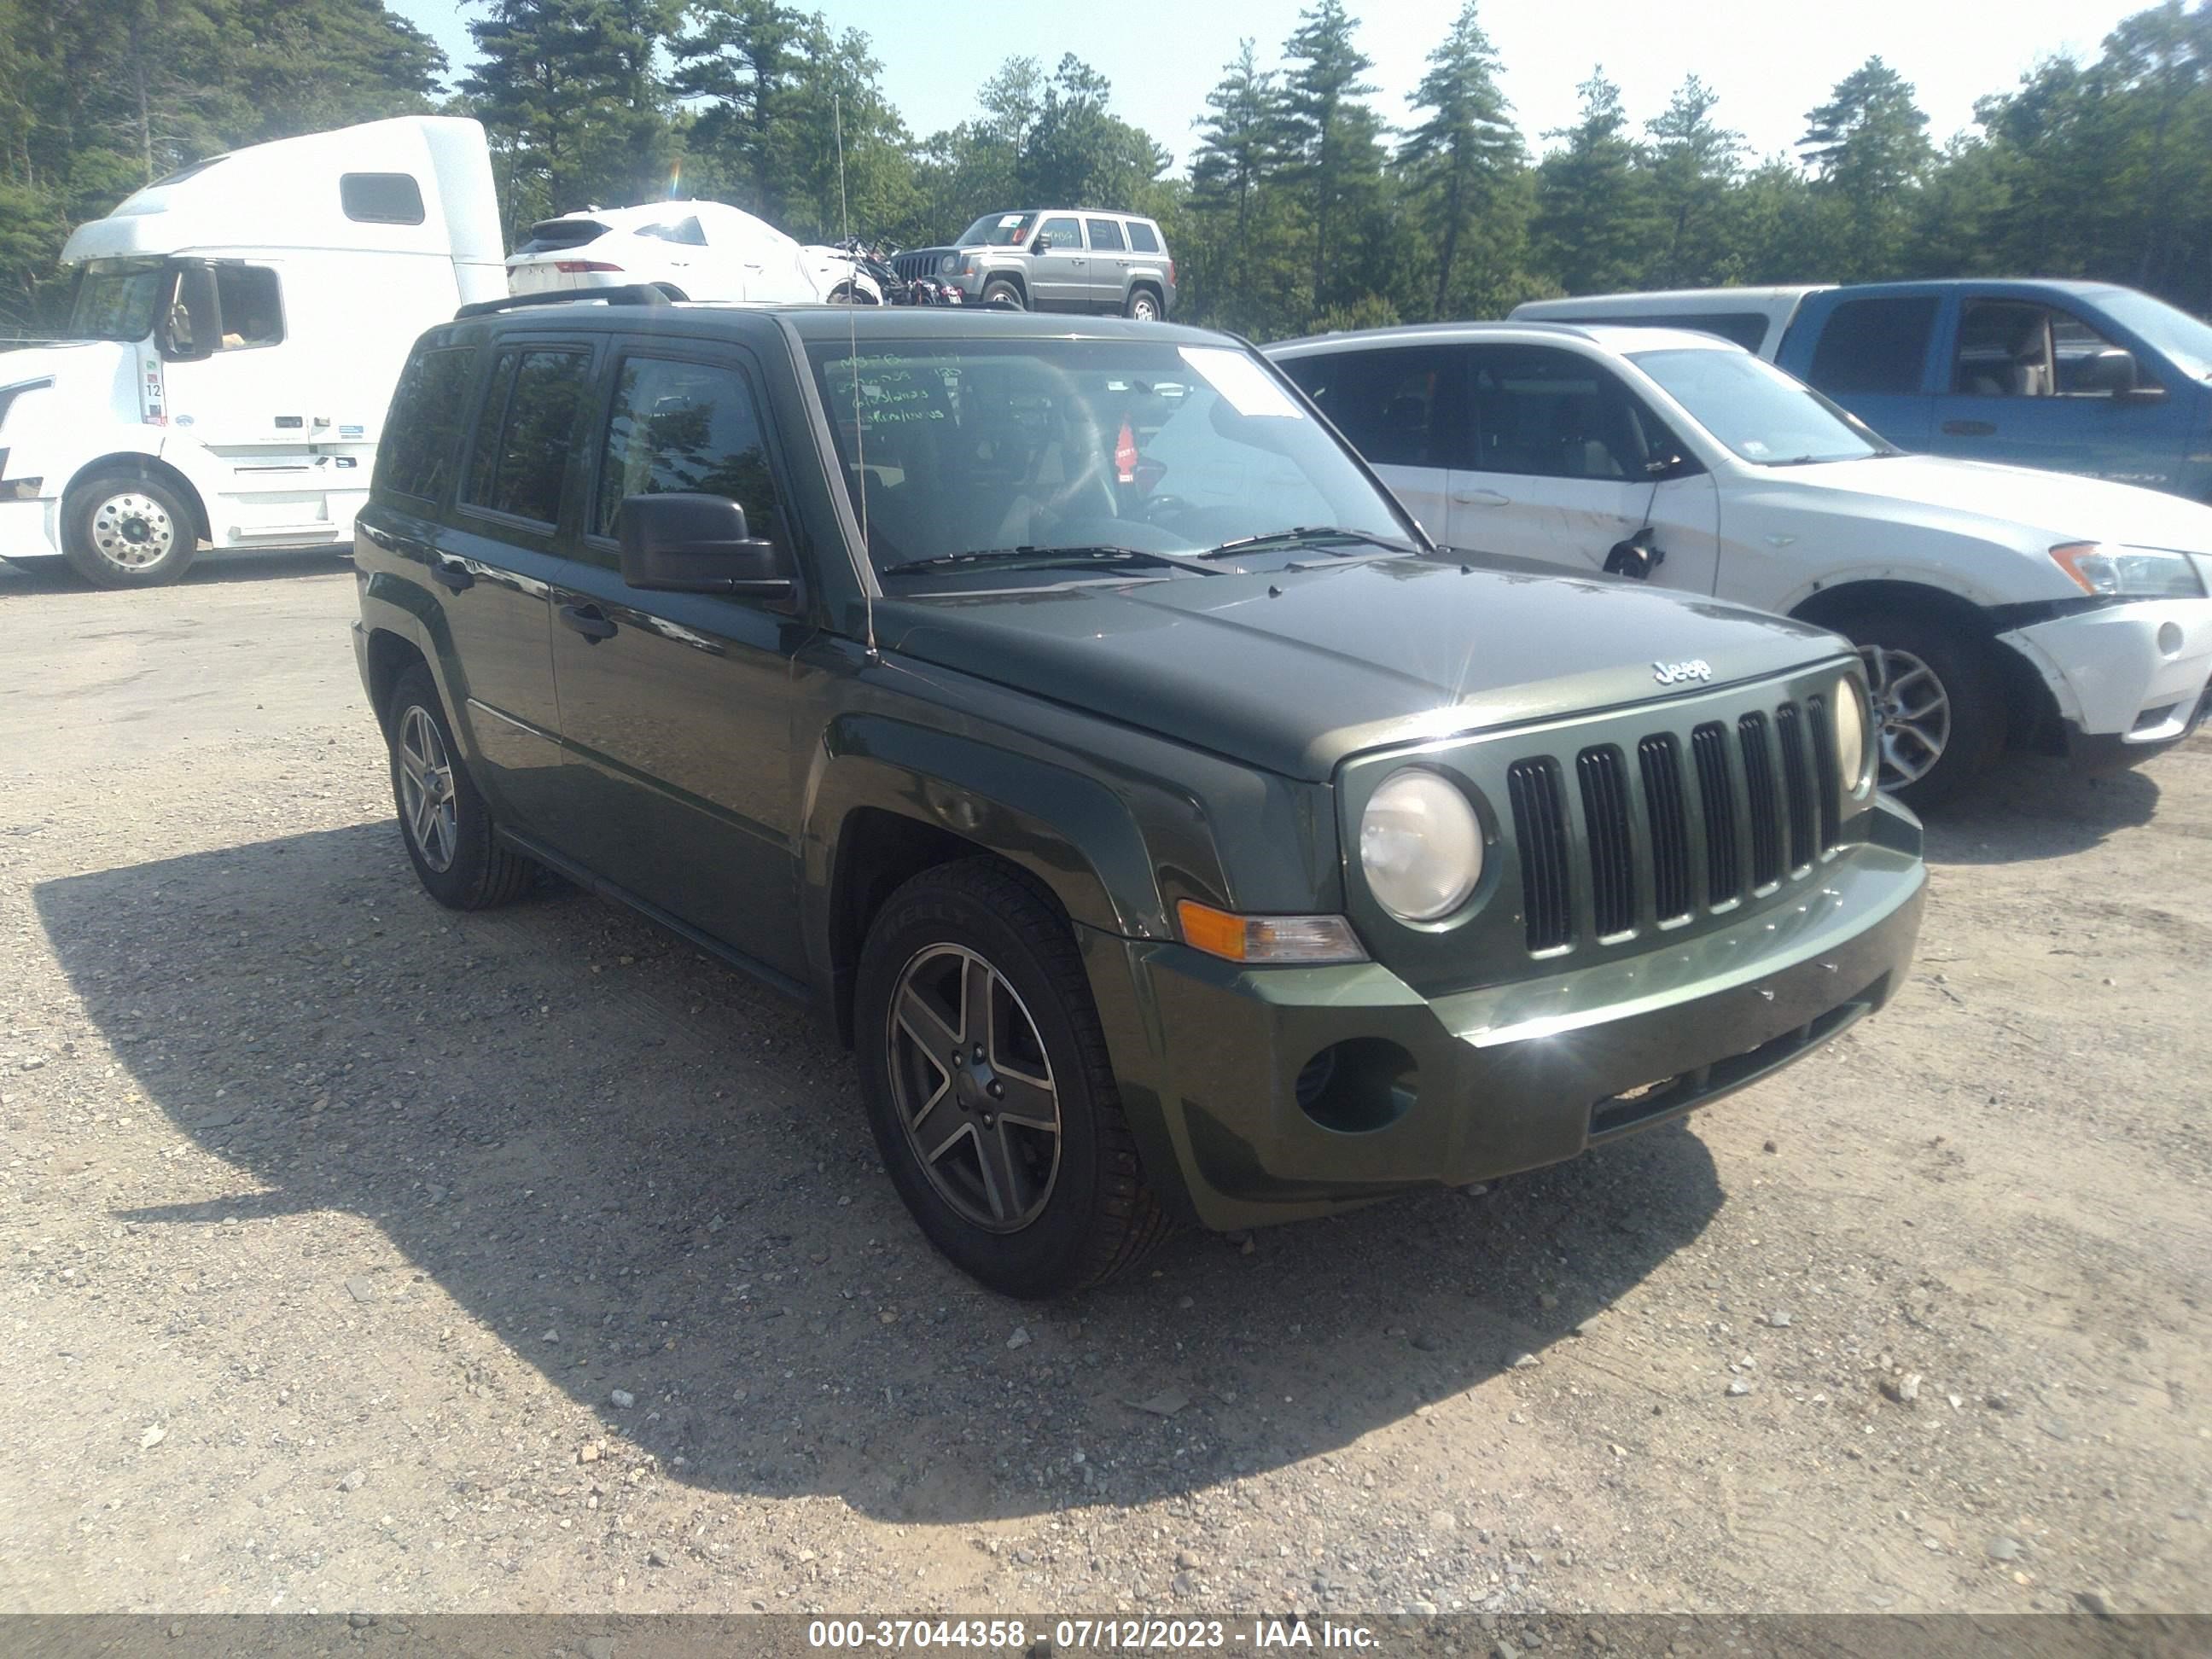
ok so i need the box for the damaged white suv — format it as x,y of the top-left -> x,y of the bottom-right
1271,322 -> 2212,805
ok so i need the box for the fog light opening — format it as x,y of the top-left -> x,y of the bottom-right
1293,1039 -> 1418,1133
2157,620 -> 2184,657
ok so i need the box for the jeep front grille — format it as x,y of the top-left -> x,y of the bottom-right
892,252 -> 940,283
1505,693 -> 1842,956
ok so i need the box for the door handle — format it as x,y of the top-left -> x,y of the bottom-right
428,557 -> 472,593
1452,489 -> 1511,507
1941,419 -> 1997,437
558,602 -> 617,642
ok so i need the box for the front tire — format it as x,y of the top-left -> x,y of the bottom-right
61,473 -> 198,587
854,859 -> 1170,1297
385,664 -> 535,910
1835,612 -> 2004,808
981,279 -> 1025,311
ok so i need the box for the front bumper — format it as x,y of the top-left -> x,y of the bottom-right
1085,813 -> 1925,1233
0,495 -> 62,561
1998,596 -> 2212,755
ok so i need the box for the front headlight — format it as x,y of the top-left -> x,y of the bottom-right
2050,542 -> 2207,599
1360,768 -> 1483,923
940,253 -> 957,274
1835,675 -> 1875,800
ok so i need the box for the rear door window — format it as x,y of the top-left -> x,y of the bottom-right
1804,296 -> 1938,397
1278,347 -> 1457,469
377,346 -> 477,504
460,347 -> 591,527
1086,218 -> 1126,252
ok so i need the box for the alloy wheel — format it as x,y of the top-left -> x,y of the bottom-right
886,944 -> 1062,1232
396,704 -> 459,872
89,491 -> 176,571
1858,643 -> 1952,788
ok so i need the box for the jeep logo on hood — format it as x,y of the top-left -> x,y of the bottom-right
1653,659 -> 1713,685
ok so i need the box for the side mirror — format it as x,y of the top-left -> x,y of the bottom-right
1033,231 -> 1052,253
161,265 -> 219,361
616,492 -> 796,605
2076,348 -> 2139,396
1603,529 -> 1666,581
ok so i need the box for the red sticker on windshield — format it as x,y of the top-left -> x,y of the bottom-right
1115,420 -> 1138,484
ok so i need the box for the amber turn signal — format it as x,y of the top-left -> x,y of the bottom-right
1175,899 -> 1366,965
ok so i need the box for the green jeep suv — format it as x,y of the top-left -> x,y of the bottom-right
352,292 -> 1925,1296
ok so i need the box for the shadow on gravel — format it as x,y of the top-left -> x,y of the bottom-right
0,546 -> 350,592
37,824 -> 1722,1524
1920,757 -> 2163,865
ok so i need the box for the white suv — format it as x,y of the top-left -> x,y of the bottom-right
1269,323 -> 2212,804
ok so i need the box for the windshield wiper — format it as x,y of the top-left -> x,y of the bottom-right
1202,525 -> 1419,559
878,544 -> 1221,577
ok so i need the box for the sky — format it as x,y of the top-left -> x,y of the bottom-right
391,0 -> 2147,171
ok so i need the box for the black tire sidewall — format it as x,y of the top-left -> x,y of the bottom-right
1837,612 -> 2003,808
854,874 -> 1110,1298
62,474 -> 198,588
982,280 -> 1023,310
1126,289 -> 1161,321
386,665 -> 503,909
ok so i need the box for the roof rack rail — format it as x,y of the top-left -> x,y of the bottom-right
454,284 -> 672,321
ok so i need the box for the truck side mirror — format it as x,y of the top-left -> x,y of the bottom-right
161,265 -> 219,362
2078,346 -> 2165,401
616,492 -> 796,607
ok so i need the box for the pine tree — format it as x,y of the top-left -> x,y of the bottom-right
1279,0 -> 1386,316
672,0 -> 808,222
1800,55 -> 1931,276
1643,75 -> 1743,287
1399,0 -> 1525,318
1534,69 -> 1653,294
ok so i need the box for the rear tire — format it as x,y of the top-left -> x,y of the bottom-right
854,858 -> 1171,1297
1125,288 -> 1162,322
61,473 -> 199,588
385,664 -> 536,910
1832,611 -> 2004,808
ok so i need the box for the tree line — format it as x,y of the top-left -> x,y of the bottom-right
4,0 -> 2212,341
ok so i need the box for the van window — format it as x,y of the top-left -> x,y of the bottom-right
209,265 -> 283,350
377,347 -> 478,503
1086,219 -> 1127,253
1804,296 -> 1936,397
1128,222 -> 1161,253
1278,347 -> 1453,469
593,357 -> 780,548
341,172 -> 426,225
462,349 -> 590,526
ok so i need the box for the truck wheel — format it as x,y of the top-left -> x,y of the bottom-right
854,858 -> 1171,1297
1835,613 -> 2003,808
1125,288 -> 1162,322
61,473 -> 198,588
981,279 -> 1024,310
385,664 -> 536,911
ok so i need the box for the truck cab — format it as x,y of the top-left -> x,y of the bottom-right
0,116 -> 504,587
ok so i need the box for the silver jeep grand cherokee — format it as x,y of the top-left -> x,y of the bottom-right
892,210 -> 1177,320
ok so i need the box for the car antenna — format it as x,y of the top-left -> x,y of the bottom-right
836,92 -> 876,661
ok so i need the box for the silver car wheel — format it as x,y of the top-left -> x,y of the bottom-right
1859,643 -> 1952,788
396,704 -> 459,872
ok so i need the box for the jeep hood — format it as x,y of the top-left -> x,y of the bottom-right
1779,454 -> 2212,554
876,557 -> 1844,781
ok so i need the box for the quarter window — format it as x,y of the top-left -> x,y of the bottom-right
377,346 -> 477,503
1127,222 -> 1161,253
594,357 -> 780,546
462,348 -> 590,526
1086,218 -> 1126,252
1803,296 -> 1936,397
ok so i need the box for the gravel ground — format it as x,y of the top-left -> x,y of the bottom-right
1,551 -> 2207,1621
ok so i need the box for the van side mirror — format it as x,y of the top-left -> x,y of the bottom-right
616,492 -> 796,605
161,264 -> 219,361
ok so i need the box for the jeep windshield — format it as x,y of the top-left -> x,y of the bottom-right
807,336 -> 1420,584
956,212 -> 1037,247
1631,346 -> 1892,466
67,258 -> 168,343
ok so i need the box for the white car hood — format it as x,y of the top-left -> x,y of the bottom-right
1782,454 -> 2212,554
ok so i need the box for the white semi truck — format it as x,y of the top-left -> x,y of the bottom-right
0,116 -> 504,587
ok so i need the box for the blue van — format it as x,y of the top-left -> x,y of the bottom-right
1511,280 -> 2212,500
